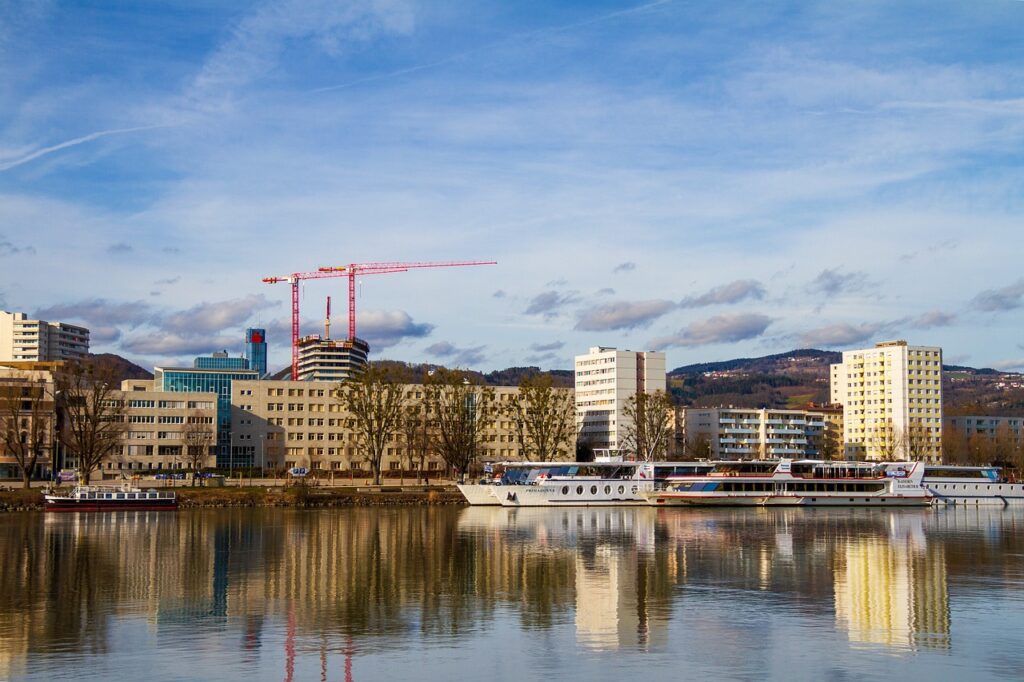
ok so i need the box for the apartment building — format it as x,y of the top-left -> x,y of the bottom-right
575,347 -> 666,453
680,407 -> 826,459
229,380 -> 574,473
830,340 -> 943,462
944,415 -> 1023,440
0,311 -> 89,362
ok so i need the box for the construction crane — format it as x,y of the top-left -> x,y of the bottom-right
317,261 -> 497,341
262,269 -> 349,381
264,260 -> 496,381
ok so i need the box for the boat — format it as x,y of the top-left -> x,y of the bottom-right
923,465 -> 1024,506
457,459 -> 717,507
44,485 -> 178,512
643,459 -> 932,507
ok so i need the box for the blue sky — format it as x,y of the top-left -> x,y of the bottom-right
2,0 -> 1023,373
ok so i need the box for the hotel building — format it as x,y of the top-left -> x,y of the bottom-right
574,347 -> 666,453
830,341 -> 943,462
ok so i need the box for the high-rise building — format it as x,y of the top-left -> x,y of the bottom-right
0,311 -> 89,362
574,346 -> 666,454
830,340 -> 943,462
245,328 -> 268,377
296,335 -> 369,382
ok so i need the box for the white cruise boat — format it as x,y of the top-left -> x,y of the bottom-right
923,465 -> 1024,506
457,459 -> 716,507
643,459 -> 932,507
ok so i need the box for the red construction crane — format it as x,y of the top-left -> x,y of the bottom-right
262,268 -> 348,380
264,260 -> 496,381
317,261 -> 497,341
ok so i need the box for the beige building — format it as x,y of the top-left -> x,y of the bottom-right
680,407 -> 826,459
575,346 -> 666,453
0,366 -> 57,480
229,379 -> 573,473
830,341 -> 943,462
0,311 -> 89,362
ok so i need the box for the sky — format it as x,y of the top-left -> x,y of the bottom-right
1,0 -> 1023,373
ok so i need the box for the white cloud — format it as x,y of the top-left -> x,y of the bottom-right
651,313 -> 773,349
575,299 -> 675,331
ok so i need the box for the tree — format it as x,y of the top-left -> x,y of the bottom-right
967,431 -> 995,466
867,418 -> 902,461
902,422 -> 934,461
682,433 -> 713,460
182,410 -> 214,485
501,375 -> 576,461
620,390 -> 674,461
337,365 -> 407,486
942,424 -> 969,464
0,372 -> 55,488
55,363 -> 127,484
424,369 -> 497,482
992,422 -> 1017,466
398,396 -> 432,484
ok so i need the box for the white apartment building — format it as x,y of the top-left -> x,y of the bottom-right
681,407 -> 826,459
296,336 -> 369,382
0,311 -> 89,362
575,346 -> 666,453
830,340 -> 943,462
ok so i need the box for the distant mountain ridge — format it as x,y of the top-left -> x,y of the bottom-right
670,349 -> 841,376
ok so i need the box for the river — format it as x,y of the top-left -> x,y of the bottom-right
1,506 -> 1022,681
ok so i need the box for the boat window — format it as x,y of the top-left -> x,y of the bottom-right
604,486 -> 611,494
618,486 -> 625,494
576,486 -> 583,495
591,485 -> 598,495
562,486 -> 569,495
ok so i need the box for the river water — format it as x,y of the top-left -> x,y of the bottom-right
1,506 -> 1022,681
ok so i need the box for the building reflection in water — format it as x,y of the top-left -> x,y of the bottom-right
833,515 -> 949,650
1,506 -> 1023,679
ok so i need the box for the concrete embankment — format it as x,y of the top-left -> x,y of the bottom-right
0,485 -> 468,512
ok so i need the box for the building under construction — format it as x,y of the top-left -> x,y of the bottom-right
295,335 -> 369,382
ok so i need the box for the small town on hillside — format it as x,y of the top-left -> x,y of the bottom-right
1,307 -> 1021,484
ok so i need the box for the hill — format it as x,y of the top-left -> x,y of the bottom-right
87,353 -> 153,383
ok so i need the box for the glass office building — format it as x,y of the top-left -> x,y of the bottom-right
245,328 -> 268,377
195,351 -> 250,370
154,364 -> 259,468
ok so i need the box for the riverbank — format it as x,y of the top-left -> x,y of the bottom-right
0,485 -> 468,512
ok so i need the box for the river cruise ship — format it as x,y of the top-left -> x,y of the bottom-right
644,459 -> 932,507
457,459 -> 716,507
923,465 -> 1024,506
44,485 -> 178,512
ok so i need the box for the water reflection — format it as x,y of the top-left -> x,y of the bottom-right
0,506 -> 1022,681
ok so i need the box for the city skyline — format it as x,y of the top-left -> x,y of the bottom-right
2,1 -> 1023,373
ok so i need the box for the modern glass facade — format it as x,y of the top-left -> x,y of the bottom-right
245,328 -> 268,377
154,366 -> 259,468
195,353 -> 250,370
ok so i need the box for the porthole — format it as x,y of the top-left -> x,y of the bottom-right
590,485 -> 598,495
618,485 -> 625,494
576,486 -> 583,495
562,486 -> 569,495
604,486 -> 611,494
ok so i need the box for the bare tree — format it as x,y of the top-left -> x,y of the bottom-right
902,422 -> 934,461
682,433 -> 713,461
501,375 -> 576,461
424,369 -> 497,482
182,410 -> 214,485
337,365 -> 407,486
55,363 -> 127,484
967,431 -> 995,466
399,398 -> 432,483
992,422 -> 1018,466
620,390 -> 674,462
0,372 -> 55,488
867,418 -> 902,461
942,423 -> 969,464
